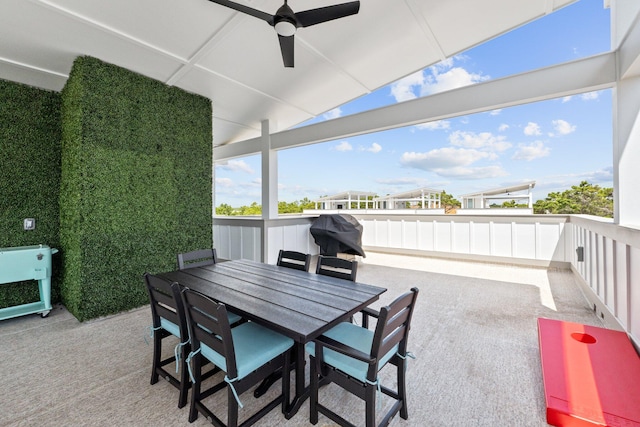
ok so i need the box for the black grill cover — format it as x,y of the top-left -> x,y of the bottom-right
310,214 -> 365,257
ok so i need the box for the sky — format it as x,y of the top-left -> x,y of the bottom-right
215,0 -> 612,208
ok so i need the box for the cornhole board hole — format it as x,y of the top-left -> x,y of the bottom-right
537,318 -> 640,427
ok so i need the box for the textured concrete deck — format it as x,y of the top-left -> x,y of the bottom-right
0,252 -> 602,426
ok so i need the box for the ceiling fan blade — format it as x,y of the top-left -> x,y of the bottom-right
295,1 -> 360,28
278,35 -> 295,67
206,0 -> 274,25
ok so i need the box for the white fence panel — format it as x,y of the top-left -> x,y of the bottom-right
471,221 -> 491,255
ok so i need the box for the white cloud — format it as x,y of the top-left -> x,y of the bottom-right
512,141 -> 551,161
551,119 -> 576,136
400,147 -> 493,169
524,122 -> 542,136
489,109 -> 502,116
333,141 -> 353,151
215,177 -> 234,187
216,159 -> 254,174
390,71 -> 425,102
434,165 -> 507,179
360,142 -> 382,153
414,120 -> 450,130
561,92 -> 598,103
323,107 -> 342,120
376,177 -> 428,186
498,124 -> 510,132
448,130 -> 511,152
581,91 -> 599,101
389,57 -> 489,102
420,66 -> 489,97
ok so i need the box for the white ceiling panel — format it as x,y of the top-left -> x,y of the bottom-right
299,0 -> 445,90
39,0 -> 227,60
1,0 -> 582,146
0,61 -> 67,92
3,1 -> 185,82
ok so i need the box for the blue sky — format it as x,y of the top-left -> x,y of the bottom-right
215,0 -> 612,208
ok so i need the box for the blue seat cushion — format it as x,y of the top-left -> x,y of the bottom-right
305,322 -> 398,383
161,312 -> 241,339
200,322 -> 293,379
227,311 -> 243,325
160,317 -> 181,338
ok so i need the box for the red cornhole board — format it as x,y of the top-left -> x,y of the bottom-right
537,318 -> 640,427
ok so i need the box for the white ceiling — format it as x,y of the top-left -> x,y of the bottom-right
1,0 -> 577,147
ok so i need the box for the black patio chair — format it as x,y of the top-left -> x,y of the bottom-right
180,287 -> 294,427
315,255 -> 358,281
277,249 -> 311,272
143,273 -> 193,408
306,287 -> 419,427
177,249 -> 243,326
177,248 -> 218,269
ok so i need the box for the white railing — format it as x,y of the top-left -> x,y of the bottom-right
212,213 -> 639,347
213,215 -> 319,265
356,214 -> 570,267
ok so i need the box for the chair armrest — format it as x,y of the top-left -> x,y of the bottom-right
314,335 -> 375,365
361,307 -> 379,318
360,307 -> 380,328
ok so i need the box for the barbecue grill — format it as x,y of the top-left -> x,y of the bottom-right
0,244 -> 58,320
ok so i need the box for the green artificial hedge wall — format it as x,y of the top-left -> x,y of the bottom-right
0,80 -> 62,309
60,56 -> 213,321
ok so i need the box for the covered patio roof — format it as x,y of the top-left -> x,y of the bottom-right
2,0 -> 576,147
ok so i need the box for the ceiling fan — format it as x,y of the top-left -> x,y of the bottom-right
206,0 -> 360,67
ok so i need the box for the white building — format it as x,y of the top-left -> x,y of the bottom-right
313,191 -> 376,210
460,181 -> 536,210
374,187 -> 442,210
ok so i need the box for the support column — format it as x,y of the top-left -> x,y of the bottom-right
613,2 -> 640,226
260,120 -> 277,262
613,77 -> 640,225
261,119 -> 278,220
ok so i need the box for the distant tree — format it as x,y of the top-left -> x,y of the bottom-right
534,181 -> 613,217
440,191 -> 461,207
278,200 -> 302,214
299,197 -> 315,210
216,203 -> 234,216
238,202 -> 262,216
500,200 -> 528,208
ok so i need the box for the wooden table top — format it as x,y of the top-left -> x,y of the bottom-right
157,259 -> 386,343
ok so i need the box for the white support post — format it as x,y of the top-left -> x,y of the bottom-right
613,1 -> 640,226
261,119 -> 278,220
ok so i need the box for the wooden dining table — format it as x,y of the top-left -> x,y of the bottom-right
155,258 -> 387,418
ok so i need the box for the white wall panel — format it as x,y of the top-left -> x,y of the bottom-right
538,223 -> 561,260
377,219 -> 390,247
592,230 -> 599,296
452,222 -> 471,254
492,222 -> 513,257
387,220 -> 404,248
514,222 -> 536,259
604,236 -> 615,310
418,220 -> 435,251
629,246 -> 640,344
471,221 -> 491,255
360,219 -> 375,246
402,220 -> 418,249
268,227 -> 285,263
434,221 -> 452,252
615,241 -> 629,329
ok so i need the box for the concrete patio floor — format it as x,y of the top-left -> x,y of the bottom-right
0,252 -> 603,426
